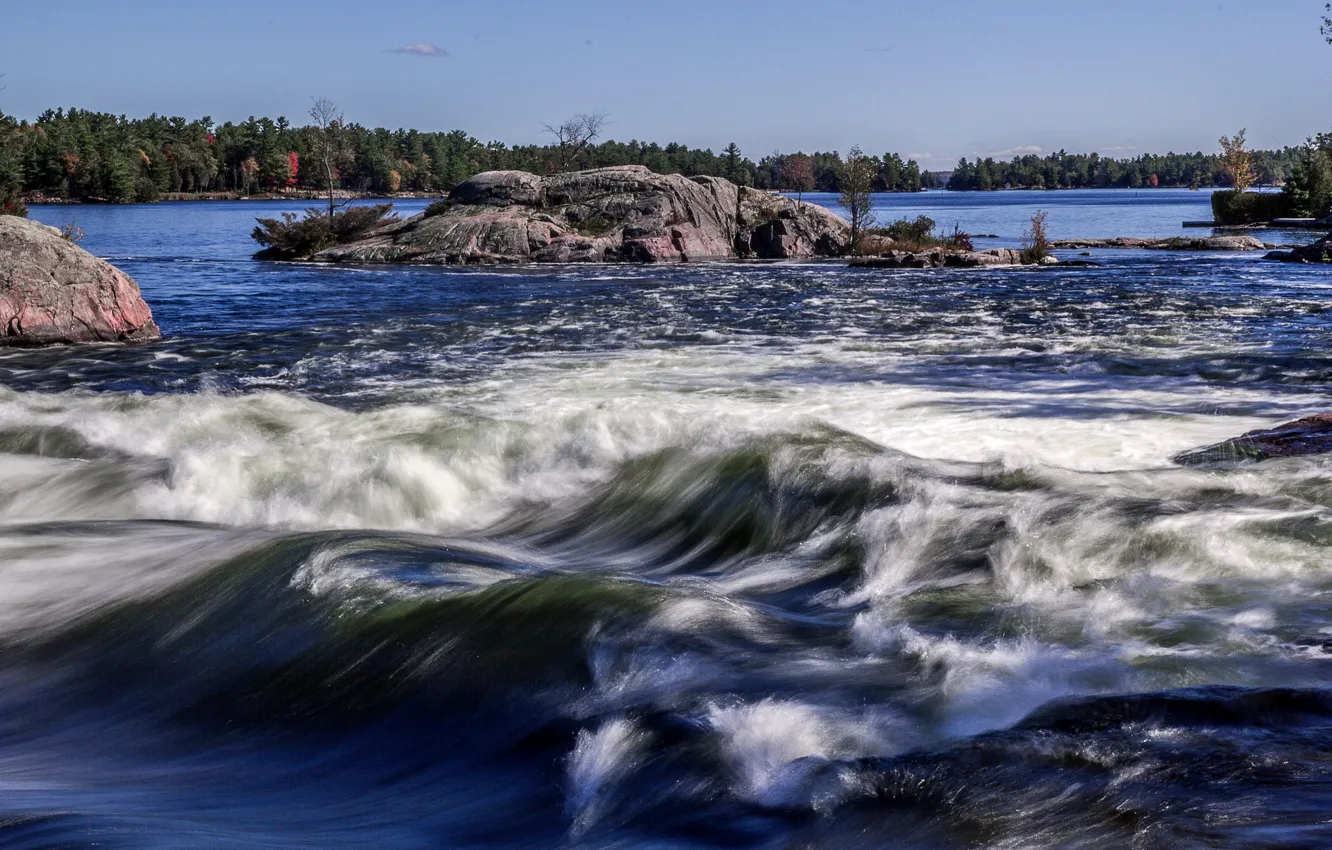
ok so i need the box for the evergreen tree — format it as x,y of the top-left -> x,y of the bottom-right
723,142 -> 743,184
0,109 -> 25,216
903,160 -> 922,192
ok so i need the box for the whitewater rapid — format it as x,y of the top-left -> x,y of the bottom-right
5,228 -> 1332,845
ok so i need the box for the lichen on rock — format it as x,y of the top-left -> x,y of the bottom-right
306,166 -> 850,265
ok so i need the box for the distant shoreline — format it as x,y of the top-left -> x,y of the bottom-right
22,190 -> 445,206
24,185 -> 1258,207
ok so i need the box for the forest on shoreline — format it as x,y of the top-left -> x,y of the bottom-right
0,106 -> 1315,206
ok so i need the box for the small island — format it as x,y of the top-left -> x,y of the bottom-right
252,166 -> 851,264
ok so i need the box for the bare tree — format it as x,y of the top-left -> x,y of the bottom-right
544,112 -> 607,172
1219,128 -> 1255,195
310,97 -> 346,217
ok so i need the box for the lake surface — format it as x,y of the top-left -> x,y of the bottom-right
4,192 -> 1332,847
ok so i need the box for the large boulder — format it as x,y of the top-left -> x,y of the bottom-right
0,217 -> 159,346
313,166 -> 850,264
1173,415 -> 1332,466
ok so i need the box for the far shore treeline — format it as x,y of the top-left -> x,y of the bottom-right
0,106 -> 1321,208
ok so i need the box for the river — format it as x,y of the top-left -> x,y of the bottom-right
2,189 -> 1331,847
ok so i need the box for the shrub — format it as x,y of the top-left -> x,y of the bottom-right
1211,190 -> 1291,225
942,222 -> 974,252
572,213 -> 617,237
868,216 -> 975,253
885,215 -> 936,244
423,198 -> 452,217
252,203 -> 396,259
59,222 -> 85,244
1021,210 -> 1050,264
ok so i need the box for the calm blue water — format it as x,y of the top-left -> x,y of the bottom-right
2,193 -> 1332,848
838,187 -> 1217,243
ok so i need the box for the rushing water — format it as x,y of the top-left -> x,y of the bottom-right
4,191 -> 1332,848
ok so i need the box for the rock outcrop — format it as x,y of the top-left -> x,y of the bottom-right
311,166 -> 850,264
850,248 -> 1038,269
1173,415 -> 1332,466
1049,236 -> 1267,251
1265,234 -> 1332,263
0,216 -> 159,346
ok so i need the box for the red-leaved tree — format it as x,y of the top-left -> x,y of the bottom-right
780,155 -> 815,207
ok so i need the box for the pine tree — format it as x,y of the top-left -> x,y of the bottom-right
723,142 -> 743,184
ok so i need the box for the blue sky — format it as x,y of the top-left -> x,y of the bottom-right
2,0 -> 1329,168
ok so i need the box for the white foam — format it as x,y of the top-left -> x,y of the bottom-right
707,699 -> 891,807
565,717 -> 647,836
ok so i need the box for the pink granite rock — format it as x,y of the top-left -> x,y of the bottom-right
0,216 -> 159,346
314,166 -> 850,265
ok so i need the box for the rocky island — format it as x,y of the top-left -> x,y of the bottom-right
0,216 -> 159,346
261,166 -> 851,264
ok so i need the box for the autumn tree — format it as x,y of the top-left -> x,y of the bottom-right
1219,128 -> 1255,194
239,157 -> 259,196
1021,210 -> 1051,264
544,112 -> 606,172
837,145 -> 877,253
310,97 -> 347,216
780,155 -> 815,207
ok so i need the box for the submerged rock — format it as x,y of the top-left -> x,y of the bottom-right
1173,415 -> 1332,466
0,216 -> 159,346
311,166 -> 850,264
1049,236 -> 1266,251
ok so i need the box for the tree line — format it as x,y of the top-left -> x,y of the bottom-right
0,106 -> 938,205
946,147 -> 1305,191
0,104 -> 1321,208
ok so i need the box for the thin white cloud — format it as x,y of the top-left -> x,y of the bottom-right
986,145 -> 1044,159
1098,145 -> 1138,154
905,152 -> 932,161
388,43 -> 449,58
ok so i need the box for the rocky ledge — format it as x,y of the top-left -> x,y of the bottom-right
309,166 -> 851,264
1049,236 -> 1268,251
850,247 -> 1059,269
1264,234 -> 1332,263
0,216 -> 159,346
1173,415 -> 1332,466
